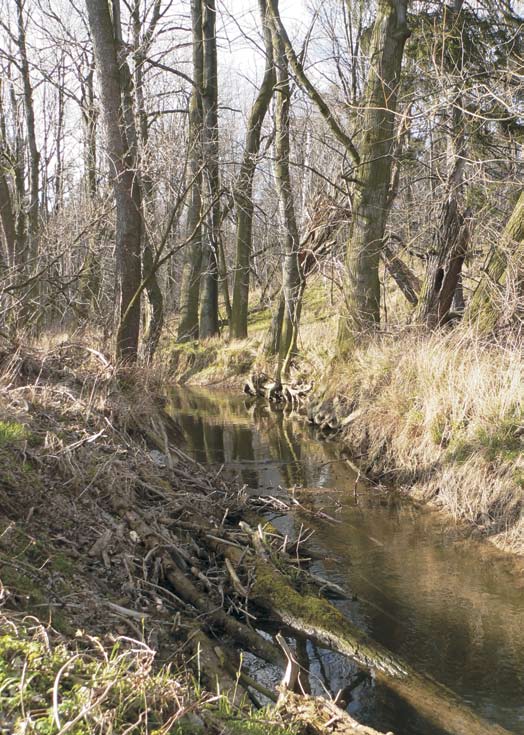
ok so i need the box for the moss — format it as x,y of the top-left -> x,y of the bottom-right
0,617 -> 298,735
253,560 -> 349,638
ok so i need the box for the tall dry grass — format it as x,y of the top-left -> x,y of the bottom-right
326,329 -> 523,553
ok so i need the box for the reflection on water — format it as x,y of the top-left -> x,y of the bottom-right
168,387 -> 524,735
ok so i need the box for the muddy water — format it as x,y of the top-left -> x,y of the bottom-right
168,387 -> 524,735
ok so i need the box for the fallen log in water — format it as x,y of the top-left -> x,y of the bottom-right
251,558 -> 512,735
277,690 -> 389,735
203,521 -> 512,735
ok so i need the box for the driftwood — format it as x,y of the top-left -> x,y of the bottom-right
246,535 -> 512,735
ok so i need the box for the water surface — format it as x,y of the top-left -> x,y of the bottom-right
168,387 -> 524,735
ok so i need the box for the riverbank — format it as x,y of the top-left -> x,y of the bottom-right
164,314 -> 523,557
0,338 -> 391,735
311,329 -> 523,557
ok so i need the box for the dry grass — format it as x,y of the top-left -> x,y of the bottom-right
325,329 -> 523,554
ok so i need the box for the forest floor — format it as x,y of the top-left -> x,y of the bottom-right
0,337 -> 388,735
164,281 -> 524,558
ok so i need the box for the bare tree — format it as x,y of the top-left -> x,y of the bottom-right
85,0 -> 142,362
230,0 -> 275,340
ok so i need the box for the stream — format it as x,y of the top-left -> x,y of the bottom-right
168,387 -> 524,735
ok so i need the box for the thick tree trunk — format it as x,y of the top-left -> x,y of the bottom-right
270,9 -> 303,381
414,196 -> 469,326
465,189 -> 524,332
230,0 -> 275,339
177,0 -> 205,343
86,0 -> 142,363
414,2 -> 469,328
336,0 -> 410,352
199,0 -> 221,339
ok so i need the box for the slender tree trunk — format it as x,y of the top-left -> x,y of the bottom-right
15,0 -> 39,263
86,0 -> 142,363
53,58 -> 65,214
177,0 -> 204,342
270,11 -> 303,381
132,0 -> 164,361
8,78 -> 27,267
336,0 -> 410,352
230,0 -> 275,339
0,164 -> 17,265
199,0 -> 221,339
77,56 -> 100,320
264,290 -> 285,357
81,60 -> 98,200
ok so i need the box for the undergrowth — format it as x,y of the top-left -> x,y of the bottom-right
0,613 -> 296,735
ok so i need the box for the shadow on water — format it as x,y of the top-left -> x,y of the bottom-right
167,387 -> 524,735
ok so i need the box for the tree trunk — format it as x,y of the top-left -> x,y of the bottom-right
15,0 -> 40,264
0,164 -> 17,265
336,0 -> 410,352
230,0 -> 275,339
264,290 -> 285,357
414,1 -> 469,328
270,7 -> 303,381
53,58 -> 65,214
177,0 -> 205,343
132,0 -> 164,361
81,60 -> 98,200
199,0 -> 221,339
464,189 -> 524,332
382,242 -> 420,306
86,0 -> 142,363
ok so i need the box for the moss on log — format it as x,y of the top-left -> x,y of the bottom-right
253,561 -> 512,735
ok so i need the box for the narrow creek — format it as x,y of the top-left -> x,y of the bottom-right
168,387 -> 524,735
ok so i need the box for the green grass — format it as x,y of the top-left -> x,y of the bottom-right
0,615 -> 298,735
0,420 -> 29,446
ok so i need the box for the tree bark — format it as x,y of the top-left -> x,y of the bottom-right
15,0 -> 40,264
337,0 -> 410,351
199,0 -> 221,339
0,163 -> 17,265
230,0 -> 275,339
414,1 -> 469,328
131,0 -> 164,361
177,0 -> 205,343
269,5 -> 303,381
81,58 -> 98,200
382,241 -> 421,306
85,0 -> 142,363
